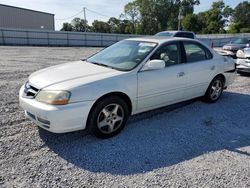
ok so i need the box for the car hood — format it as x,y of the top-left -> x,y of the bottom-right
29,61 -> 121,89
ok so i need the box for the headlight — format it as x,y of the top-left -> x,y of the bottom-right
35,90 -> 71,105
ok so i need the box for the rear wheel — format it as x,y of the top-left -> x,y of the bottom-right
203,76 -> 224,103
87,96 -> 129,138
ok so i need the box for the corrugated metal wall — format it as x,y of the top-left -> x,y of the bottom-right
0,27 -> 250,47
0,4 -> 54,30
0,28 -> 142,47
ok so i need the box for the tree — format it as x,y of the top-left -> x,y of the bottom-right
92,20 -> 111,33
71,17 -> 88,32
60,23 -> 73,31
123,0 -> 200,35
124,1 -> 139,34
182,13 -> 204,33
118,19 -> 133,34
181,0 -> 200,16
107,17 -> 121,33
182,1 -> 234,34
229,1 -> 250,33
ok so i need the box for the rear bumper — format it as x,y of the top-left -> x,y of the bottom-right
19,85 -> 95,133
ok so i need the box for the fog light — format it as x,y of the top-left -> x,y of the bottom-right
37,117 -> 50,125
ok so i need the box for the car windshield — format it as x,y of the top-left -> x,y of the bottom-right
86,40 -> 157,71
155,32 -> 173,37
232,38 -> 249,44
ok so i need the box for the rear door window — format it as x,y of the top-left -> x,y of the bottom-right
183,42 -> 213,63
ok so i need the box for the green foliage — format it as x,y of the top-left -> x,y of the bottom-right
124,2 -> 139,34
227,23 -> 240,34
71,18 -> 88,32
240,28 -> 250,33
182,14 -> 203,34
231,1 -> 250,33
60,23 -> 73,31
126,0 -> 200,34
183,1 -> 233,34
91,20 -> 111,33
60,0 -> 250,35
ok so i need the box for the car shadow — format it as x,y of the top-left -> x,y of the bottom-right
39,91 -> 250,175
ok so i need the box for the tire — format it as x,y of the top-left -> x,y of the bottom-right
87,96 -> 129,138
203,76 -> 224,103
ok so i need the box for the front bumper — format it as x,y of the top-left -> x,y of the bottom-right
236,59 -> 250,73
19,85 -> 95,133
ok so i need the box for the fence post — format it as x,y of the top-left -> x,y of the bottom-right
47,31 -> 50,46
84,32 -> 87,46
26,30 -> 29,45
67,32 -> 69,46
101,34 -> 103,47
1,28 -> 5,45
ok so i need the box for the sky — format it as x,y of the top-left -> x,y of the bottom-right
0,0 -> 247,30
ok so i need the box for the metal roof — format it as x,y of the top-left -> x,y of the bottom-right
0,4 -> 54,16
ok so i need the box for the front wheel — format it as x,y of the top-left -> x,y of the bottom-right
203,76 -> 224,103
87,96 -> 129,138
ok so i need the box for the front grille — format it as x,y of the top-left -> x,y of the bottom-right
23,82 -> 39,99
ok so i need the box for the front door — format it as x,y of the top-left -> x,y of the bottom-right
137,42 -> 188,111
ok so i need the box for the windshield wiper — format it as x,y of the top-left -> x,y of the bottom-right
91,62 -> 110,68
85,60 -> 125,71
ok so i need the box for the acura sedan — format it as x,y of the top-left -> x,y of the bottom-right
19,37 -> 236,138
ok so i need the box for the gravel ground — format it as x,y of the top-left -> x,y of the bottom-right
0,46 -> 249,188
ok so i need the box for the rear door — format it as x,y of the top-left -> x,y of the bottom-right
181,41 -> 216,99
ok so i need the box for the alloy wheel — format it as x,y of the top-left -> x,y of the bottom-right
97,103 -> 124,134
210,80 -> 223,100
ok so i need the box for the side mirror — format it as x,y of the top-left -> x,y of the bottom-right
141,59 -> 165,71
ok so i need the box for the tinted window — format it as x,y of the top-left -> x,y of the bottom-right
184,42 -> 212,63
175,32 -> 194,39
184,33 -> 194,39
150,43 -> 180,66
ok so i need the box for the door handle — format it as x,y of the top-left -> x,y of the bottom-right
211,65 -> 216,70
177,72 -> 185,77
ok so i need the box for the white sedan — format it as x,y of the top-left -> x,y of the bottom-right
236,47 -> 250,74
19,37 -> 236,138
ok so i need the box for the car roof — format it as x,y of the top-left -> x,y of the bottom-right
126,36 -> 198,45
159,30 -> 194,34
